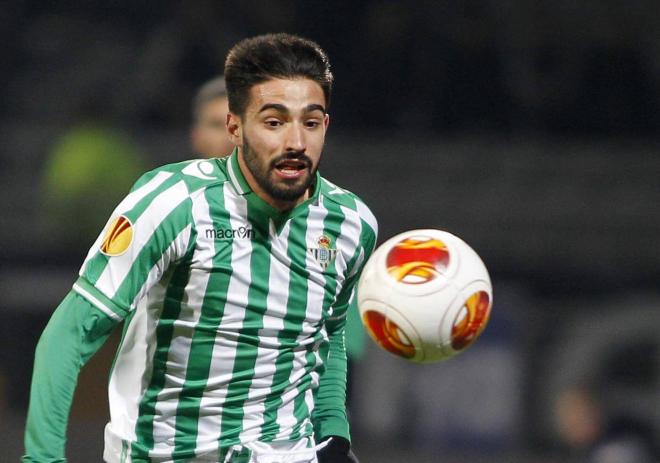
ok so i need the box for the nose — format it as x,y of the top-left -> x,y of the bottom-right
285,122 -> 306,153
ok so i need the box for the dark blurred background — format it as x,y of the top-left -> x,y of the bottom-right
1,1 -> 659,462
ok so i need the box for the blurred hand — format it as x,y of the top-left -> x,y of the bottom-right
317,436 -> 359,463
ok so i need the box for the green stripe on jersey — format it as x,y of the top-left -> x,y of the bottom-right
131,229 -> 197,458
171,186 -> 235,456
319,196 -> 348,320
288,349 -> 319,441
259,210 -> 310,441
289,198 -> 347,441
218,201 -> 272,444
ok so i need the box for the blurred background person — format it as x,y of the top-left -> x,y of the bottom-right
190,75 -> 233,158
40,120 -> 146,251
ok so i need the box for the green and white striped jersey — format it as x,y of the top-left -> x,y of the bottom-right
72,151 -> 377,461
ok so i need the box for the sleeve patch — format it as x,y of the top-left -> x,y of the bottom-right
100,215 -> 134,256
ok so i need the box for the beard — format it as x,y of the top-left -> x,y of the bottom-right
242,136 -> 318,203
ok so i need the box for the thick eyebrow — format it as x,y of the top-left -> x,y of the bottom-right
305,104 -> 326,114
258,103 -> 326,115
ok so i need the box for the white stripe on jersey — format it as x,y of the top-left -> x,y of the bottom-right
194,184 -> 250,455
259,218 -> 293,328
273,371 -> 303,441
301,377 -> 318,438
80,171 -> 174,272
346,248 -> 365,280
339,205 -> 366,280
273,204 -> 328,440
237,221 -> 291,444
106,294 -> 159,441
119,171 -> 176,214
301,205 -> 330,339
95,180 -> 190,305
355,199 -> 378,238
148,192 -> 215,459
274,346 -> 323,441
158,193 -> 213,383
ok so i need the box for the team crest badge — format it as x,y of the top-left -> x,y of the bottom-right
309,235 -> 338,269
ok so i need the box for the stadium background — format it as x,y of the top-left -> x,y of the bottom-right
1,1 -> 659,461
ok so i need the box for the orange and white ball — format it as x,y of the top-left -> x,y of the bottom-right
357,229 -> 492,363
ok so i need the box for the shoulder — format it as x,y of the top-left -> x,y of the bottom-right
117,158 -> 231,225
319,177 -> 378,239
132,158 -> 230,196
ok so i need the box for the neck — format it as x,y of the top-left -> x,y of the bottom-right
270,191 -> 310,212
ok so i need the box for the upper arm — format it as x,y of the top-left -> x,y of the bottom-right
73,170 -> 195,320
329,207 -> 378,332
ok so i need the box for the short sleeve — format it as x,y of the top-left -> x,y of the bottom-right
73,170 -> 194,320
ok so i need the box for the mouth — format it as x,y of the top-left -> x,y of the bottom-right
273,158 -> 309,179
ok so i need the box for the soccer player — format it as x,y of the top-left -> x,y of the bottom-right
23,33 -> 377,463
191,76 -> 234,158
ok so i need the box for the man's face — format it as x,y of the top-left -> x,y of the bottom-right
191,96 -> 233,158
229,78 -> 329,209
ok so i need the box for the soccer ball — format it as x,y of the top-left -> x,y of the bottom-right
357,229 -> 492,363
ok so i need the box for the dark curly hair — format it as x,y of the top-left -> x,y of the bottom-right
224,33 -> 333,117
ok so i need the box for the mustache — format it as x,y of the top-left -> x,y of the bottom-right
270,151 -> 313,169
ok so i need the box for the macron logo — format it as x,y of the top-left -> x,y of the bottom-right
205,226 -> 254,240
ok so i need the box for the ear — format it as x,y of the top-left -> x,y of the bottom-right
227,112 -> 242,145
323,113 -> 330,131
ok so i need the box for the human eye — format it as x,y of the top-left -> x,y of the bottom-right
264,118 -> 283,128
304,119 -> 322,129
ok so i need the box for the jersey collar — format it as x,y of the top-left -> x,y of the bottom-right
227,148 -> 252,195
